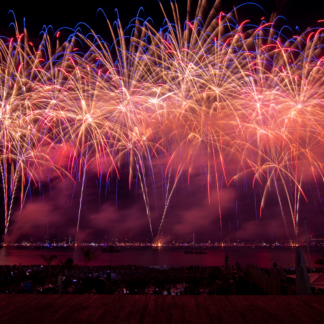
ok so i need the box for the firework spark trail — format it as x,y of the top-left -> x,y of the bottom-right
158,165 -> 184,236
1,2 -> 324,240
76,157 -> 87,240
6,163 -> 20,233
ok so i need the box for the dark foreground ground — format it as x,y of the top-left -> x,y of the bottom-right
0,295 -> 323,323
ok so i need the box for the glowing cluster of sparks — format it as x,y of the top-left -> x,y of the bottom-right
1,2 -> 324,238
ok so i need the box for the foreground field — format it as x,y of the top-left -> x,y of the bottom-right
1,295 -> 324,323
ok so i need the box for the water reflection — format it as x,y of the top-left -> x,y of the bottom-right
0,246 -> 323,268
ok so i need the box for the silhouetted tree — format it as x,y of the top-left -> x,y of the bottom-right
39,254 -> 57,276
59,257 -> 74,270
80,248 -> 99,266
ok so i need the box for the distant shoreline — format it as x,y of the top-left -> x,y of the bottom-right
2,244 -> 323,249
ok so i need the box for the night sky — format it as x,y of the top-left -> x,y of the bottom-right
1,0 -> 324,243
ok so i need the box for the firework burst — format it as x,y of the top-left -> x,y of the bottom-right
1,1 -> 324,240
